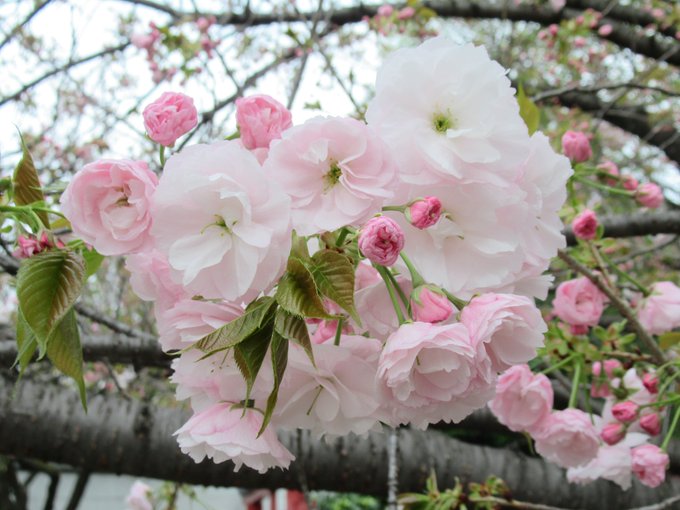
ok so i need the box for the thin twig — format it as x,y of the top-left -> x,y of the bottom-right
557,249 -> 667,365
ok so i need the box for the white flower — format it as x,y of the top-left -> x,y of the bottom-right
366,37 -> 529,185
151,140 -> 292,303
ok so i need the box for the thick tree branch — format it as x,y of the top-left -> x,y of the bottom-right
1,375 -> 679,509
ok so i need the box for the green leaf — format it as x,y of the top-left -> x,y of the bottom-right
233,319 -> 274,401
195,296 -> 276,353
14,308 -> 37,373
659,332 -> 680,351
275,257 -> 333,319
13,136 -> 49,228
274,307 -> 314,366
81,247 -> 104,277
310,249 -> 360,324
16,250 -> 86,353
290,231 -> 310,260
258,330 -> 288,436
517,84 -> 540,135
45,309 -> 87,410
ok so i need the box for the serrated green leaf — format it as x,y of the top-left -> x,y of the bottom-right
660,332 -> 680,350
13,136 -> 49,228
310,249 -> 360,324
81,247 -> 104,277
517,84 -> 540,135
233,320 -> 273,401
16,250 -> 86,353
290,231 -> 310,260
45,309 -> 87,410
195,296 -> 276,353
258,330 -> 288,436
274,307 -> 314,366
14,308 -> 37,373
276,257 -> 333,319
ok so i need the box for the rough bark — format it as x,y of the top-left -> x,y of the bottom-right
1,375 -> 679,509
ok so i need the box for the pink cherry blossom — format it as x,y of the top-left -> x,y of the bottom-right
552,277 -> 607,327
639,413 -> 661,436
125,249 -> 186,312
561,130 -> 592,162
274,336 -> 384,438
642,373 -> 659,394
612,401 -> 639,423
377,4 -> 393,17
631,444 -> 669,488
623,175 -> 639,191
151,140 -> 292,302
358,216 -> 405,266
377,322 -> 495,429
60,159 -> 158,256
461,293 -> 547,372
235,95 -> 292,150
572,209 -> 598,240
638,281 -> 680,335
397,7 -> 416,19
143,92 -> 198,147
601,423 -> 625,445
354,274 -> 412,340
175,403 -> 295,473
533,409 -> 600,468
567,441 -> 639,490
408,196 -> 442,229
265,116 -> 399,236
598,24 -> 613,36
488,364 -> 553,433
126,481 -> 153,510
636,182 -> 664,208
410,286 -> 455,323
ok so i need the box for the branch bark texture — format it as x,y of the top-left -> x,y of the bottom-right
1,375 -> 679,509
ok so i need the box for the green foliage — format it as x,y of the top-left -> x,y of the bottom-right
660,332 -> 680,351
312,492 -> 382,510
259,331 -> 288,435
195,296 -> 277,353
310,249 -> 360,324
12,136 -> 49,228
233,316 -> 275,401
274,307 -> 314,365
516,84 -> 540,135
16,250 -> 86,354
276,257 -> 334,319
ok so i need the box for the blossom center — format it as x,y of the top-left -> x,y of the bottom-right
432,112 -> 454,134
324,161 -> 342,192
202,215 -> 236,236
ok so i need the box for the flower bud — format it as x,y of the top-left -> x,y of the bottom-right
601,422 -> 625,445
358,216 -> 405,266
561,130 -> 592,163
411,286 -> 455,323
642,373 -> 659,394
622,175 -> 639,191
572,209 -> 598,241
639,413 -> 661,436
612,401 -> 639,423
636,183 -> 664,209
235,94 -> 292,150
143,92 -> 198,147
407,196 -> 442,229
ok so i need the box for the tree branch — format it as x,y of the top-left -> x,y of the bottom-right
564,211 -> 680,246
1,375 -> 679,509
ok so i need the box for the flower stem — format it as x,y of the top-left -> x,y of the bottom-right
540,353 -> 577,375
159,145 -> 166,167
596,247 -> 651,296
661,405 -> 680,451
333,317 -> 344,346
335,227 -> 351,247
574,175 -> 634,197
568,358 -> 583,408
399,252 -> 425,288
376,265 -> 406,325
383,268 -> 410,312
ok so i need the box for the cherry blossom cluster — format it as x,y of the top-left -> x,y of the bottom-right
59,38 -> 572,473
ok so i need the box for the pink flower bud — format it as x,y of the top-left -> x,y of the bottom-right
549,24 -> 559,36
572,209 -> 598,240
143,92 -> 198,147
131,33 -> 156,50
639,413 -> 661,436
603,359 -> 622,377
570,324 -> 589,335
561,130 -> 592,162
598,24 -> 613,36
358,216 -> 405,266
601,422 -> 625,445
397,6 -> 416,19
377,4 -> 393,17
636,183 -> 664,209
597,160 -> 619,185
612,401 -> 639,423
13,236 -> 41,259
631,444 -> 669,488
235,94 -> 293,150
622,175 -> 639,191
408,196 -> 442,229
642,373 -> 659,394
196,16 -> 215,33
410,286 -> 455,323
